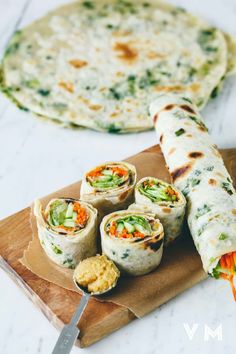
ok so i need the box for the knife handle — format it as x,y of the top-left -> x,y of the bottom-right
52,292 -> 90,354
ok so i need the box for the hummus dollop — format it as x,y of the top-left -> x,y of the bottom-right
74,254 -> 120,294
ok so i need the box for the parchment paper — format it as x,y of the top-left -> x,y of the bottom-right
21,146 -> 207,318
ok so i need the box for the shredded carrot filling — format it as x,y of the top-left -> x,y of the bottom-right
110,167 -> 128,176
166,186 -> 177,197
73,202 -> 88,226
109,221 -> 117,236
86,166 -> 128,179
219,252 -> 236,301
57,224 -> 76,232
87,167 -> 103,178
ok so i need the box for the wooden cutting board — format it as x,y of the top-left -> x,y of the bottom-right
0,145 -> 235,348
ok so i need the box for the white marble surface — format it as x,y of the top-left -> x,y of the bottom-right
0,0 -> 236,353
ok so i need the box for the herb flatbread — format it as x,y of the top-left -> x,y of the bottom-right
1,0 -> 235,132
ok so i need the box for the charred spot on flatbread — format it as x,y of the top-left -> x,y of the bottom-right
171,163 -> 192,182
164,104 -> 175,111
153,113 -> 159,124
208,178 -> 217,186
142,235 -> 163,252
189,151 -> 204,159
113,42 -> 138,63
168,147 -> 176,155
180,104 -> 196,114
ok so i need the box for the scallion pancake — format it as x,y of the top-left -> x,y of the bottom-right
1,0 -> 235,132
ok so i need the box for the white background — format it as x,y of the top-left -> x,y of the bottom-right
0,0 -> 236,353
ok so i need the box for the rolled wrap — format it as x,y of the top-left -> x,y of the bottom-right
80,161 -> 136,218
150,93 -> 236,274
129,177 -> 186,245
34,198 -> 98,268
100,210 -> 164,276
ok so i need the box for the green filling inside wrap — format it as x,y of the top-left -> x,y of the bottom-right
139,180 -> 178,203
87,165 -> 129,189
47,200 -> 87,229
108,215 -> 155,237
49,200 -> 68,226
117,215 -> 151,235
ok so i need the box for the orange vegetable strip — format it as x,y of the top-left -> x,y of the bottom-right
219,251 -> 236,301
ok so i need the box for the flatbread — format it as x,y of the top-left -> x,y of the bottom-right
1,0 -> 235,132
150,93 -> 236,274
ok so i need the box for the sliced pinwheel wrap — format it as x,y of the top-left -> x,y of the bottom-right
149,94 -> 236,282
80,162 -> 136,218
129,177 -> 186,245
100,210 -> 164,276
34,198 -> 98,268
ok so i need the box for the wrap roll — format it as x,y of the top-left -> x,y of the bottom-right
150,93 -> 236,297
100,210 -> 164,276
34,198 -> 98,268
129,177 -> 186,245
80,161 -> 137,217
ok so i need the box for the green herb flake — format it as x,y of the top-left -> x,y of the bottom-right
19,106 -> 29,112
25,79 -> 40,89
212,263 -> 221,279
106,24 -> 114,29
107,123 -> 121,134
121,250 -> 130,259
205,166 -> 214,171
51,244 -> 62,254
194,170 -> 201,176
63,258 -> 75,269
197,224 -> 207,236
139,69 -> 159,89
197,28 -> 217,53
82,1 -> 95,9
37,88 -> 50,96
175,128 -> 185,136
182,97 -> 193,104
191,178 -> 201,187
219,233 -> 228,241
195,204 -> 211,219
109,87 -> 122,100
127,75 -> 136,95
209,256 -> 216,264
222,181 -> 233,196
114,0 -> 138,14
189,115 -> 208,131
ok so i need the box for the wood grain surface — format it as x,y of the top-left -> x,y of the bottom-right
0,145 -> 235,348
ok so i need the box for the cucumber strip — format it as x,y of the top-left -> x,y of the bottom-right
102,169 -> 113,175
134,223 -> 149,235
124,221 -> 135,233
63,219 -> 75,227
72,211 -> 77,221
146,189 -> 160,197
97,175 -> 113,181
116,222 -> 124,233
51,215 -> 59,226
92,179 -> 122,188
65,202 -> 74,218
